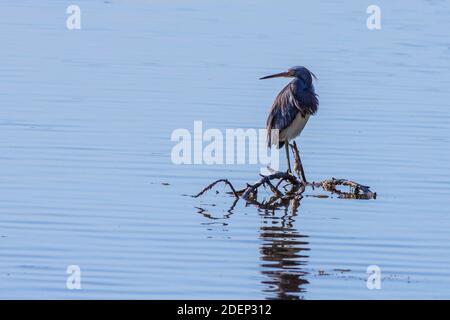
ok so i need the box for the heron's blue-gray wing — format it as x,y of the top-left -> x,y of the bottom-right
266,82 -> 299,148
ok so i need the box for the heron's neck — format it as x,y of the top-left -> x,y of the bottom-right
293,77 -> 313,92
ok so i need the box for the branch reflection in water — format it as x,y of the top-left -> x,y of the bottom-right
196,190 -> 309,299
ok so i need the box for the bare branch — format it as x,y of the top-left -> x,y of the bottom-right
319,178 -> 377,199
242,172 -> 299,201
193,179 -> 239,199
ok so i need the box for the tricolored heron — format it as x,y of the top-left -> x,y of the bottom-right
261,66 -> 319,179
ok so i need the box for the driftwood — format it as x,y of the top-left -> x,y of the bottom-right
194,178 -> 239,199
194,143 -> 376,210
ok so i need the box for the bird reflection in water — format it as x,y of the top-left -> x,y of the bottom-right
259,196 -> 309,300
196,192 -> 309,299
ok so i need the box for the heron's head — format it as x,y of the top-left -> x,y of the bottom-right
260,66 -> 317,83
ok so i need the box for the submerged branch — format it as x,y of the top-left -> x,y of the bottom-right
290,141 -> 307,183
194,143 -> 376,209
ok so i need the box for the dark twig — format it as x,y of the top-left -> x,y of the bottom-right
193,179 -> 239,198
262,177 -> 284,198
318,178 -> 377,199
195,145 -> 376,209
290,141 -> 307,183
242,172 -> 299,201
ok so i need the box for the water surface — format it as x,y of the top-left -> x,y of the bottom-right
1,0 -> 450,299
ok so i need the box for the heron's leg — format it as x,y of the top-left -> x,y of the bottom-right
293,141 -> 307,183
285,142 -> 292,173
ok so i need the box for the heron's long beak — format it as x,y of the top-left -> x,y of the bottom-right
259,71 -> 290,80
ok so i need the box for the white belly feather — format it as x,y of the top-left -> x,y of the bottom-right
280,114 -> 310,142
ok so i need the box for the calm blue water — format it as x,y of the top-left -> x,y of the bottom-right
1,0 -> 450,299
